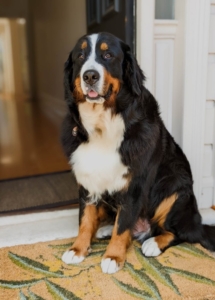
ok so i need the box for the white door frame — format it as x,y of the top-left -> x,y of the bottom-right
181,0 -> 211,202
136,0 -> 155,93
136,0 -> 215,219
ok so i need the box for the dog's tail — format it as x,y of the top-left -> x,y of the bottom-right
200,225 -> 215,252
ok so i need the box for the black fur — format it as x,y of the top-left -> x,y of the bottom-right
61,32 -> 215,255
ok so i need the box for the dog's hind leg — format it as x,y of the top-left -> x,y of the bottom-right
96,225 -> 114,239
141,193 -> 181,257
170,194 -> 215,252
141,231 -> 178,257
142,193 -> 215,257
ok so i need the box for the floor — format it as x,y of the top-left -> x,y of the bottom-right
0,94 -> 70,180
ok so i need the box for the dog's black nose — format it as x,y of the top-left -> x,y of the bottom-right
83,70 -> 100,85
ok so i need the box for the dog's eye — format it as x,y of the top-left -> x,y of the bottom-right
104,53 -> 112,59
78,54 -> 85,60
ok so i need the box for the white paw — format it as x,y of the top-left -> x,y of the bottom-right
62,250 -> 85,264
96,225 -> 114,239
101,258 -> 120,274
141,237 -> 162,257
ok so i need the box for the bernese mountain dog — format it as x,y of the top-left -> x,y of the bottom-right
61,32 -> 215,274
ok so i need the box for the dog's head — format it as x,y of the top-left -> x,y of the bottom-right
64,32 -> 145,108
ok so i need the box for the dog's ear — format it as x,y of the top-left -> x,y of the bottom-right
121,43 -> 145,96
64,51 -> 74,105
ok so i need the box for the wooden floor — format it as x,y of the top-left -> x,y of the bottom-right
0,95 -> 70,180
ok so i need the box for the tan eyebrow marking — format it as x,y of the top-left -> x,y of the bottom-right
100,42 -> 108,50
81,40 -> 87,49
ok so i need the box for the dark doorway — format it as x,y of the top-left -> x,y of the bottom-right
86,0 -> 136,54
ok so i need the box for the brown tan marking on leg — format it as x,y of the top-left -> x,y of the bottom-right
102,211 -> 131,269
155,231 -> 175,251
152,193 -> 178,228
211,206 -> 215,211
70,204 -> 100,257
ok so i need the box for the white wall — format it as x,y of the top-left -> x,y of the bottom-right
200,0 -> 215,208
137,0 -> 215,212
136,1 -> 180,141
29,0 -> 86,120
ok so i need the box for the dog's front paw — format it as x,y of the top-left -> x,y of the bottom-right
62,250 -> 85,264
141,237 -> 162,257
101,257 -> 122,274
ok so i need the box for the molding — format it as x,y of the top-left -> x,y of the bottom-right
154,20 -> 178,38
209,12 -> 215,53
154,21 -> 178,133
154,40 -> 174,133
136,0 -> 155,93
182,0 -> 211,200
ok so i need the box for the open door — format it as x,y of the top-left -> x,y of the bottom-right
86,0 -> 135,53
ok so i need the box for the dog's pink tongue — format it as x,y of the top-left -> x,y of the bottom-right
88,90 -> 98,98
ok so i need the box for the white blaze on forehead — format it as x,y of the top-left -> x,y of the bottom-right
80,34 -> 105,96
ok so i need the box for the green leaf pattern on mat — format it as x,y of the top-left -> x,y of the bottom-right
125,262 -> 162,300
0,241 -> 215,300
9,252 -> 66,278
175,243 -> 215,260
166,267 -> 215,286
112,277 -> 152,300
19,290 -> 30,300
134,247 -> 180,295
27,289 -> 47,300
0,279 -> 42,289
45,280 -> 82,300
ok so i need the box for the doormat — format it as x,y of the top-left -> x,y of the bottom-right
0,238 -> 215,300
0,172 -> 78,214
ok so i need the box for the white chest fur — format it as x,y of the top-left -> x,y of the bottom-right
70,102 -> 128,202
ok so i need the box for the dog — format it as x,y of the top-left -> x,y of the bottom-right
61,32 -> 215,274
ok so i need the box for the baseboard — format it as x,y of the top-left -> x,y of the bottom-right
0,208 -> 79,248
